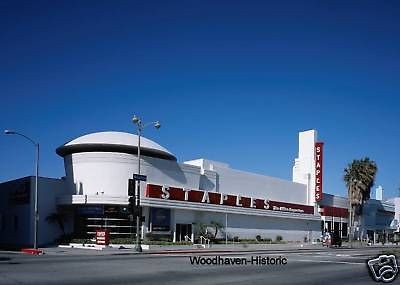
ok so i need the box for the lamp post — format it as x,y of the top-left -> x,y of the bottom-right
131,115 -> 160,252
4,130 -> 39,249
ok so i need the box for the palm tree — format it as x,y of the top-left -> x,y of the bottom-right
194,221 -> 224,240
210,221 -> 224,239
344,157 -> 377,244
46,212 -> 66,236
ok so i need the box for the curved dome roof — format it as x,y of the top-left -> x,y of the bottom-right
56,131 -> 176,161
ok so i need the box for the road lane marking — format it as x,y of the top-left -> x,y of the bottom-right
293,259 -> 364,265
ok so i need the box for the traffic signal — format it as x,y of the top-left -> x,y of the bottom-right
128,196 -> 140,216
128,179 -> 135,196
128,196 -> 136,211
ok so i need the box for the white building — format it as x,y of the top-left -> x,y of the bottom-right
0,129 -> 396,248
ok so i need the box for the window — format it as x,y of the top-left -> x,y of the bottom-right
325,221 -> 332,232
342,223 -> 348,237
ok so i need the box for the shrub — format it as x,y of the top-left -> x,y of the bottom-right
55,234 -> 73,245
110,237 -> 135,244
275,235 -> 283,243
71,238 -> 92,244
265,238 -> 272,243
255,235 -> 262,242
145,233 -> 172,242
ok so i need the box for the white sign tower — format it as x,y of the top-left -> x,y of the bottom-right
292,129 -> 318,206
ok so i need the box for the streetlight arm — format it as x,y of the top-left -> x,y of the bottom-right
133,119 -> 160,131
142,121 -> 160,129
5,130 -> 38,146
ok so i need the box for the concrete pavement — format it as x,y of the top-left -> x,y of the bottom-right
1,246 -> 398,284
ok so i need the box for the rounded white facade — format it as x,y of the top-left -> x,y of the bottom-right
57,131 -> 176,197
57,131 -> 176,161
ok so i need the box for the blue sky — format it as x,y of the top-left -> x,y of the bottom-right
1,0 -> 399,199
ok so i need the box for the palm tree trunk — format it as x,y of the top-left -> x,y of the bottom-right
349,205 -> 355,248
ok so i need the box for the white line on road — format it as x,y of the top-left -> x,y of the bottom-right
293,259 -> 364,265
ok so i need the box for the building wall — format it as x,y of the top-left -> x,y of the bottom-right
0,177 -> 70,248
387,197 -> 400,232
394,198 -> 400,232
36,177 -> 72,246
64,152 -> 307,206
362,200 -> 395,232
185,159 -> 307,204
319,193 -> 349,209
0,177 -> 31,247
173,208 -> 320,242
63,152 -> 214,198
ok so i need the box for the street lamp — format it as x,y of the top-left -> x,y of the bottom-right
131,115 -> 161,252
4,130 -> 40,249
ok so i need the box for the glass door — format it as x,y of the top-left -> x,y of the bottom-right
176,224 -> 192,242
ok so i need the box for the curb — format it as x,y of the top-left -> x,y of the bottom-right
59,244 -> 105,251
21,248 -> 45,255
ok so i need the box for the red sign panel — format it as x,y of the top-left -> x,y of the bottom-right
315,142 -> 324,202
145,184 -> 314,215
319,206 -> 348,218
96,229 -> 110,245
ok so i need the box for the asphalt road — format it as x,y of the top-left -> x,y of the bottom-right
0,247 -> 398,284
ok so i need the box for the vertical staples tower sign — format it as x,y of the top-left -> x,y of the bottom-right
315,142 -> 324,202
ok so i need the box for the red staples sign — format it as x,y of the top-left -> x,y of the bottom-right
145,184 -> 314,215
315,142 -> 324,202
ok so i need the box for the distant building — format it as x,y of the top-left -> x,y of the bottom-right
386,197 -> 400,233
375,186 -> 384,201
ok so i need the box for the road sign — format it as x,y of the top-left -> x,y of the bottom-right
132,174 -> 147,181
96,229 -> 110,245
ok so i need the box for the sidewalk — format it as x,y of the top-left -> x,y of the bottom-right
38,242 -> 400,256
38,242 -> 317,256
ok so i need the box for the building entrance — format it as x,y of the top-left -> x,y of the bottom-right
73,205 -> 134,239
176,223 -> 192,242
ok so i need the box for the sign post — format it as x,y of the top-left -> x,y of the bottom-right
128,174 -> 147,252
